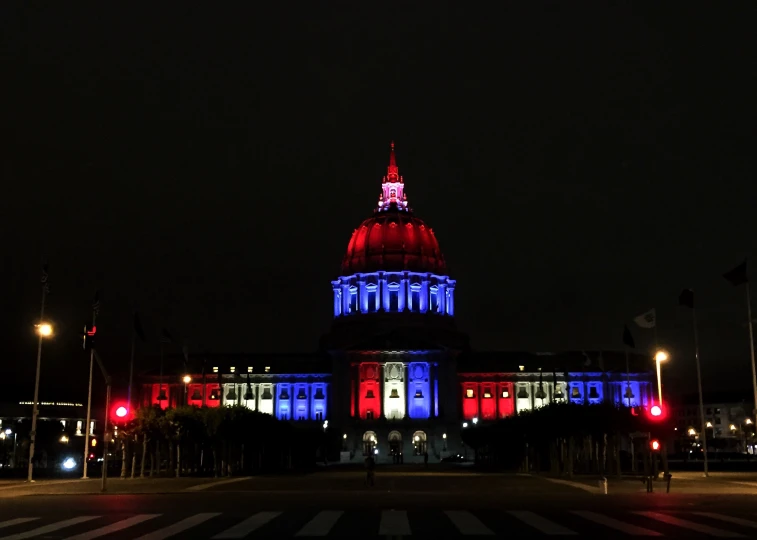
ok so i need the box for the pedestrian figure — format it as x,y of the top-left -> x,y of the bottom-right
365,454 -> 376,486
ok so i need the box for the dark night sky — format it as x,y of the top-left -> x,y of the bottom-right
1,2 -> 756,403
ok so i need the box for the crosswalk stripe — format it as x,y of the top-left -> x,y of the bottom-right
0,520 -> 38,531
295,511 -> 343,536
0,517 -> 99,540
693,512 -> 757,529
134,513 -> 221,540
635,511 -> 746,538
379,510 -> 411,536
572,511 -> 662,536
445,510 -> 494,535
507,511 -> 577,535
64,515 -> 161,540
211,512 -> 281,539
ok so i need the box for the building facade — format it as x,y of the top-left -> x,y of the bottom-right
139,144 -> 655,463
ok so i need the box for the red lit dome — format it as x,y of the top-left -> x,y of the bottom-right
341,207 -> 447,275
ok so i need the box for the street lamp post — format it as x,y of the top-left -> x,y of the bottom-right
654,350 -> 669,407
27,318 -> 52,483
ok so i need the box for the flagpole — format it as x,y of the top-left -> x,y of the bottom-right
691,305 -> 709,477
159,341 -> 164,406
625,347 -> 631,408
82,307 -> 96,480
746,283 -> 757,420
128,328 -> 135,410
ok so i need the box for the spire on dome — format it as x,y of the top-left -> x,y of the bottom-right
377,141 -> 409,212
387,141 -> 398,179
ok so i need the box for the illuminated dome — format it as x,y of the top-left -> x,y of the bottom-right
331,143 -> 456,320
341,210 -> 446,275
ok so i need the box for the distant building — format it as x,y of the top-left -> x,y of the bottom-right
138,143 -> 655,463
673,393 -> 755,454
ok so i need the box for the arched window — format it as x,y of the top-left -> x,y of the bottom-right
363,431 -> 377,456
412,431 -> 427,456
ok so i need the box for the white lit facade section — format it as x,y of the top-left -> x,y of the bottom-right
383,362 -> 406,420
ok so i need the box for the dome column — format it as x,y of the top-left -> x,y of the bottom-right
358,278 -> 368,314
438,283 -> 447,315
447,281 -> 456,316
331,281 -> 342,317
398,273 -> 408,312
380,272 -> 390,312
420,278 -> 429,313
341,283 -> 350,315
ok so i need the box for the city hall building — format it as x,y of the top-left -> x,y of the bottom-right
139,144 -> 655,463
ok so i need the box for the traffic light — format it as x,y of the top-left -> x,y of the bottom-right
110,402 -> 132,426
82,324 -> 97,350
647,404 -> 666,421
650,439 -> 661,451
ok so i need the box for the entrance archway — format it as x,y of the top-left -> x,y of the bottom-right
362,431 -> 377,456
412,431 -> 427,456
388,430 -> 402,461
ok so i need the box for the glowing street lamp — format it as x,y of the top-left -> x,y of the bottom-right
182,375 -> 192,384
654,350 -> 669,407
472,417 -> 479,425
688,428 -> 696,436
37,323 -> 53,337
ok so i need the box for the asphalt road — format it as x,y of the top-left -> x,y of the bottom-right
1,472 -> 757,537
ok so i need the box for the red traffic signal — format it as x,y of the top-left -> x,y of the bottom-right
110,402 -> 132,424
647,404 -> 666,421
650,439 -> 661,451
82,324 -> 97,350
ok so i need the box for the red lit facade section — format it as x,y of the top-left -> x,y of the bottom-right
146,383 -> 221,409
358,362 -> 381,420
461,381 -> 515,420
461,382 -> 478,420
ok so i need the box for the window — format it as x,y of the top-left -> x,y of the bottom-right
296,389 -> 307,399
315,411 -> 323,421
483,390 -> 492,398
410,286 -> 421,311
349,286 -> 358,313
517,387 -> 529,399
389,285 -> 399,312
76,421 -> 83,436
390,388 -> 400,398
366,389 -> 375,399
279,389 -> 290,400
414,389 -> 424,398
571,387 -> 581,398
366,410 -> 374,420
265,366 -> 271,373
535,386 -> 546,399
226,386 -> 237,401
554,385 -> 564,399
465,388 -> 475,399
390,188 -> 396,198
430,286 -> 439,313
262,388 -> 273,400
367,285 -> 378,312
588,386 -> 600,399
501,390 -> 510,398
314,388 -> 325,399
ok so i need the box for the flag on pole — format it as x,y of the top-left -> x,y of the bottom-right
160,328 -> 173,344
133,312 -> 146,342
623,325 -> 635,348
634,308 -> 656,329
41,264 -> 50,293
679,288 -> 694,309
92,291 -> 101,315
724,259 -> 748,286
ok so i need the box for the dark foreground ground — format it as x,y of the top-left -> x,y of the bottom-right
1,468 -> 757,537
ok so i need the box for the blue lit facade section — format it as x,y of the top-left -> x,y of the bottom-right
610,380 -> 650,408
407,362 -> 431,419
273,381 -> 328,421
311,382 -> 328,421
567,375 -> 604,405
434,378 -> 439,417
275,383 -> 292,421
331,272 -> 455,318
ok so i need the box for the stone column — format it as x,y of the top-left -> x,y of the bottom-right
438,283 -> 447,315
381,273 -> 390,311
358,279 -> 368,313
429,362 -> 436,418
342,284 -> 350,315
446,283 -> 455,316
420,278 -> 429,313
398,275 -> 407,312
332,283 -> 342,317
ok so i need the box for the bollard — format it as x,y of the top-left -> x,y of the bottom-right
598,477 -> 608,494
664,473 -> 672,493
646,476 -> 654,493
